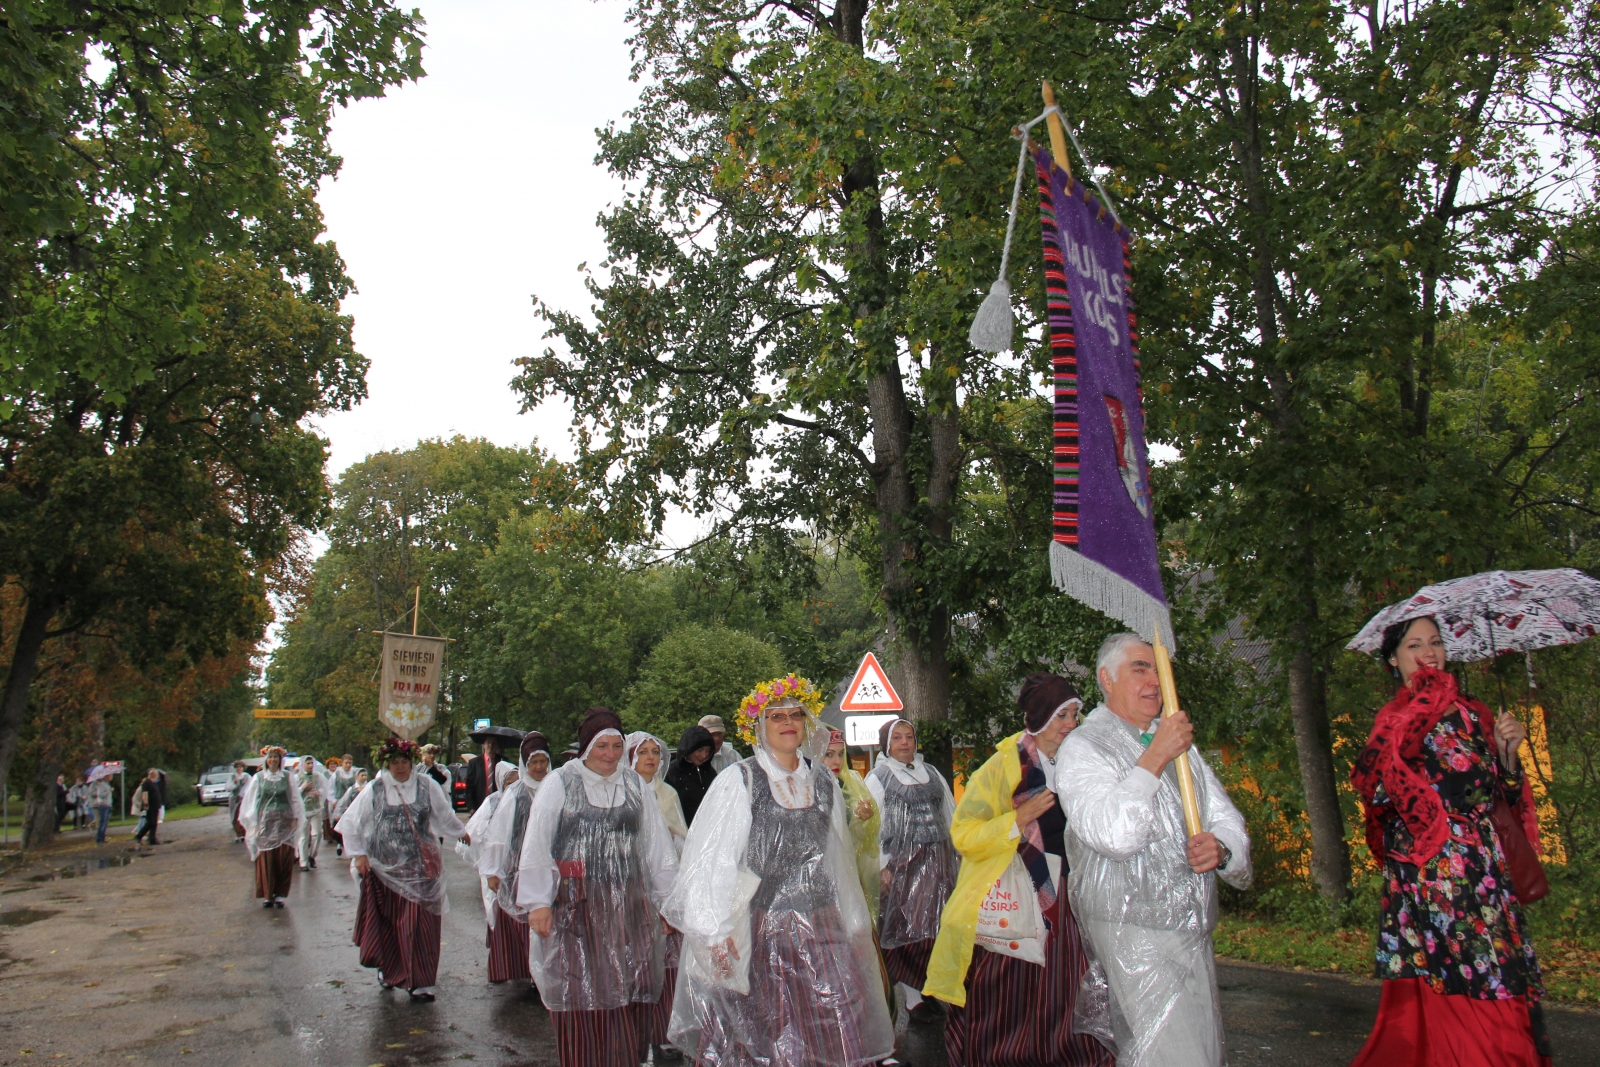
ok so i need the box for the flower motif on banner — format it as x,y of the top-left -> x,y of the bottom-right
735,674 -> 824,746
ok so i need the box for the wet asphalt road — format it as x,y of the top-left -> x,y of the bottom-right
1,810 -> 1597,1066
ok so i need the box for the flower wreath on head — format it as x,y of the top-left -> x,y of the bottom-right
372,736 -> 421,767
735,674 -> 825,746
259,745 -> 286,759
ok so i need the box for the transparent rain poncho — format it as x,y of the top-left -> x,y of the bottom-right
627,731 -> 690,858
459,761 -> 517,919
238,767 -> 305,862
665,711 -> 895,1067
1056,705 -> 1253,1067
515,757 -> 678,1012
866,751 -> 958,950
477,763 -> 540,928
336,769 -> 467,916
297,764 -> 326,817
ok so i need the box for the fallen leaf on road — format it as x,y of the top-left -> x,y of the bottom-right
386,1043 -> 405,1049
410,1029 -> 427,1035
83,982 -> 99,987
177,1029 -> 195,1035
181,1048 -> 193,1054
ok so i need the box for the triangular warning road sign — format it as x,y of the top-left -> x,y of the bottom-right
839,652 -> 904,713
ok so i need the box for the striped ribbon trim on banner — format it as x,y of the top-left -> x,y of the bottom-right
1036,154 -> 1140,547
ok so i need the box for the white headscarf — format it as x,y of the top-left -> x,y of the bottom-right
624,731 -> 668,778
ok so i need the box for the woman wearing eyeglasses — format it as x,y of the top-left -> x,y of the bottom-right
664,675 -> 895,1067
925,673 -> 1112,1067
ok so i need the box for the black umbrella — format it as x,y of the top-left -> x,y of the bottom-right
468,725 -> 525,747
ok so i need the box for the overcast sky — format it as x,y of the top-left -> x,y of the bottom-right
312,0 -> 640,478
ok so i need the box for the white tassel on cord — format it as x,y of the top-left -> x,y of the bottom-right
1049,541 -> 1175,649
968,130 -> 1034,353
970,103 -> 1125,354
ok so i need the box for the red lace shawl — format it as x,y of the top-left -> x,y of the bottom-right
1351,665 -> 1540,865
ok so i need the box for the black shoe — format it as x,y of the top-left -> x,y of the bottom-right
309,859 -> 317,869
408,989 -> 435,1002
909,999 -> 944,1024
274,898 -> 285,908
378,971 -> 394,990
655,1043 -> 684,1062
262,900 -> 274,909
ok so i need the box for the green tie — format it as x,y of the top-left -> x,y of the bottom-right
1139,731 -> 1155,747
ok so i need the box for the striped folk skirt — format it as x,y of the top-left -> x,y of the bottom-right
943,893 -> 1113,1067
647,930 -> 682,1046
694,904 -> 881,1067
253,844 -> 296,899
883,936 -> 937,991
486,905 -> 531,984
354,873 -> 443,991
553,1004 -> 652,1067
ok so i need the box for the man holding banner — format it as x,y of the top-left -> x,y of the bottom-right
1058,634 -> 1252,1067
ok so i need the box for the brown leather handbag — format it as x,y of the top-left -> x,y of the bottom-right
1490,798 -> 1549,904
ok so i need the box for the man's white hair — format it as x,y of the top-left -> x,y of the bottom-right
1096,632 -> 1151,682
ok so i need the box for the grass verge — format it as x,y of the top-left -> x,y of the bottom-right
1215,907 -> 1600,1004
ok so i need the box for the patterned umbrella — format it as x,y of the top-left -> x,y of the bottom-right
1347,568 -> 1600,661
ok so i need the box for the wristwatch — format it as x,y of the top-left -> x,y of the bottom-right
1217,842 -> 1233,872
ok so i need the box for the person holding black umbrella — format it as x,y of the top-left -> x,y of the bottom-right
465,726 -> 523,811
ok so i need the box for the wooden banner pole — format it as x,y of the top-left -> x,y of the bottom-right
1151,625 -> 1204,837
1041,80 -> 1073,179
412,585 -> 421,637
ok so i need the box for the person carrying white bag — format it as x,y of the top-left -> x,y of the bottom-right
924,673 -> 1113,1067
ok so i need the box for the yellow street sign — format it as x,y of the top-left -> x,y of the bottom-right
253,708 -> 316,719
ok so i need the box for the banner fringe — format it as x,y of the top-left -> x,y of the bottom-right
1049,540 -> 1175,649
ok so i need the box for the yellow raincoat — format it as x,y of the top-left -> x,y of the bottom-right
836,766 -> 882,922
922,731 -> 1025,1007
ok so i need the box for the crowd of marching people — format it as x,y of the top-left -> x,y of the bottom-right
227,622 -> 1552,1067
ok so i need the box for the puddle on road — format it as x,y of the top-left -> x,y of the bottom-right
23,855 -> 136,883
0,908 -> 58,927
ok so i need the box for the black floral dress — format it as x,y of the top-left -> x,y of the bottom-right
1372,707 -> 1544,1006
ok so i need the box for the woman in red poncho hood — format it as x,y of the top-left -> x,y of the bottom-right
1349,615 -> 1551,1067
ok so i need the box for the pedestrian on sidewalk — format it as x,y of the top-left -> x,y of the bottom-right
132,769 -> 167,846
463,759 -> 519,983
239,747 -> 305,907
55,774 -> 71,831
663,725 -> 718,827
1349,616 -> 1551,1067
338,737 -> 468,1002
297,756 -> 324,871
518,707 -> 677,1067
228,761 -> 249,842
87,775 -> 114,844
626,731 -> 687,1064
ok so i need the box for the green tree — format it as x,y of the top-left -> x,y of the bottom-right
264,438 -> 574,757
623,623 -> 784,748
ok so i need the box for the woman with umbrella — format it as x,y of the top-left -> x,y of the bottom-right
337,736 -> 470,1002
1348,599 -> 1554,1067
239,746 -> 305,908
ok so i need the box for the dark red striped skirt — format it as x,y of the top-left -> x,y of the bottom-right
353,873 -> 443,991
943,895 -> 1112,1067
253,844 -> 296,899
647,931 -> 681,1045
553,1004 -> 651,1067
486,905 -> 531,984
694,905 -> 881,1066
883,936 -> 936,990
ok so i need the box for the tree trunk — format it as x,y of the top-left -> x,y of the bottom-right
21,742 -> 63,851
1286,618 -> 1352,907
0,593 -> 55,809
